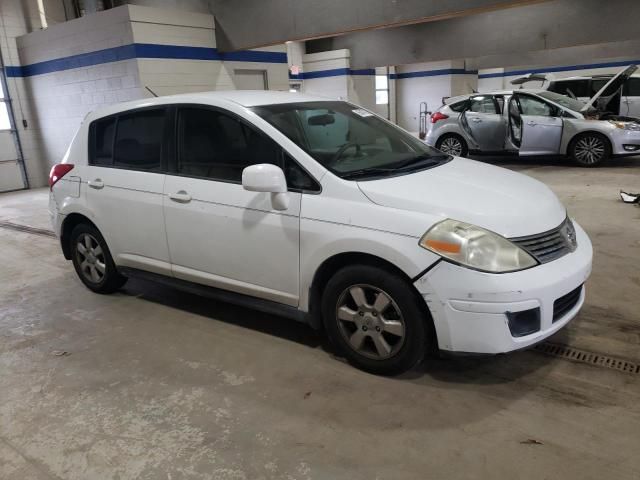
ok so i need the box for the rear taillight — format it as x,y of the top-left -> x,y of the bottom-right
431,112 -> 449,123
49,164 -> 74,190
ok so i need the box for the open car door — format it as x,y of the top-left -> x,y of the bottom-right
458,95 -> 506,151
507,93 -> 562,155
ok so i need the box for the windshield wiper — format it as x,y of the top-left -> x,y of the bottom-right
340,167 -> 394,180
391,153 -> 448,170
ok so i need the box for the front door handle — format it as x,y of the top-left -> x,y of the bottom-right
471,117 -> 482,123
88,179 -> 104,189
169,190 -> 192,203
527,121 -> 537,126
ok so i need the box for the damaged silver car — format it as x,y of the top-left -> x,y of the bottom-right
426,65 -> 640,166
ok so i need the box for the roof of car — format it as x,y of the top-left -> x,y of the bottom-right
445,89 -> 546,103
86,90 -> 332,121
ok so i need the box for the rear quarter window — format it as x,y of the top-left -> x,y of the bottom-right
89,117 -> 116,166
448,100 -> 468,112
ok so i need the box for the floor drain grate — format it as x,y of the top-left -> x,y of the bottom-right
0,221 -> 56,238
534,342 -> 640,374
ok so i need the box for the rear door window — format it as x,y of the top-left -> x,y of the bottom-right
113,109 -> 165,172
469,96 -> 498,113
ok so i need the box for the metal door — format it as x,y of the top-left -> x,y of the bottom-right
0,52 -> 28,192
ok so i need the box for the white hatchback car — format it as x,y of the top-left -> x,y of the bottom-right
49,91 -> 593,375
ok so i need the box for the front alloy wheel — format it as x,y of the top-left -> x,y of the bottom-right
571,134 -> 610,166
336,284 -> 406,360
321,265 -> 429,375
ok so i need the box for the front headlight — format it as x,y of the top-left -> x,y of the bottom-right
419,219 -> 538,273
609,120 -> 640,131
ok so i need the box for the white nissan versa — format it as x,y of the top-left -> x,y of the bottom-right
49,91 -> 592,375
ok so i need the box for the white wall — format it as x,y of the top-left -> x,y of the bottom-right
12,4 -> 289,187
0,0 -> 69,189
395,61 -> 474,132
15,7 -> 140,185
301,49 -> 350,99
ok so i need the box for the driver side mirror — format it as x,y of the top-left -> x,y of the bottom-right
242,164 -> 290,211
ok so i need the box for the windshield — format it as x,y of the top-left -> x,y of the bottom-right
252,101 -> 449,180
537,91 -> 586,113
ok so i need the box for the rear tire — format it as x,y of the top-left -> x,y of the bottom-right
569,132 -> 611,167
321,264 -> 429,375
70,223 -> 127,294
436,134 -> 469,157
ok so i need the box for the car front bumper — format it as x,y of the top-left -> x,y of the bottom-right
610,128 -> 640,156
413,221 -> 593,354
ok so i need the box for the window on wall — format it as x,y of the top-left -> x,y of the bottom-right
0,80 -> 11,131
375,74 -> 389,105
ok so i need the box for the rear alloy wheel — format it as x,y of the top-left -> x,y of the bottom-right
70,223 -> 127,294
322,265 -> 428,375
436,135 -> 468,157
570,133 -> 610,167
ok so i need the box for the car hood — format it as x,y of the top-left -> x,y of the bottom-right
357,157 -> 566,238
582,64 -> 638,112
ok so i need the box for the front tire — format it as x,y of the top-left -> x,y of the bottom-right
321,265 -> 429,375
569,132 -> 611,167
70,223 -> 127,294
436,134 -> 469,157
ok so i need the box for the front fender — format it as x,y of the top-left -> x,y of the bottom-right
298,219 -> 439,311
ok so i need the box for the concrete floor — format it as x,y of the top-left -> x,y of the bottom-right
1,156 -> 639,479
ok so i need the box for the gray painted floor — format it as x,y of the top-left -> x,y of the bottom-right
1,156 -> 639,479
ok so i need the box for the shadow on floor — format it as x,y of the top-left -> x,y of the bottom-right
120,276 -> 559,386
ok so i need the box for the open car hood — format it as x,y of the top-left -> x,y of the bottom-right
510,73 -> 552,85
582,64 -> 638,112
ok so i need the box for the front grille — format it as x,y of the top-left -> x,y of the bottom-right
510,218 -> 576,264
553,285 -> 583,322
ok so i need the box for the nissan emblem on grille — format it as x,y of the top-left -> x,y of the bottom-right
510,218 -> 576,264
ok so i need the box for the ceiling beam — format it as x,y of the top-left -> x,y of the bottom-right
210,0 -> 552,52
305,0 -> 640,69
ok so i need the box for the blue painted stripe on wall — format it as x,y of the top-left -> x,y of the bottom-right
288,68 -> 376,80
478,59 -> 640,79
4,43 -> 287,78
390,68 -> 477,80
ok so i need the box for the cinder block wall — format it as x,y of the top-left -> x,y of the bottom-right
0,0 -> 66,189
11,4 -> 289,188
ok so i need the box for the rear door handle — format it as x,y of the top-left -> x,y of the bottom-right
471,117 -> 482,123
88,179 -> 104,189
527,121 -> 537,126
169,190 -> 192,203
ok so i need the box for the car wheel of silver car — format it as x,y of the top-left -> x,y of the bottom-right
70,223 -> 127,294
321,264 -> 429,375
436,134 -> 468,157
570,133 -> 611,167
